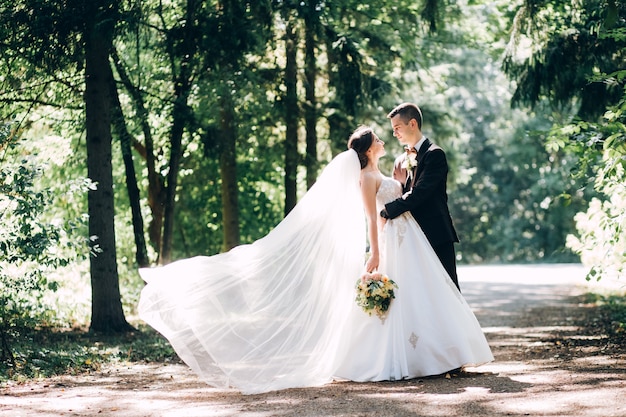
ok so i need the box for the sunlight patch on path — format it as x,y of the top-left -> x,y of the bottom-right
459,263 -> 623,291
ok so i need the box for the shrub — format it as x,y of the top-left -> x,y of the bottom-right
0,123 -> 82,371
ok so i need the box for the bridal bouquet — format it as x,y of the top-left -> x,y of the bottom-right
355,272 -> 398,322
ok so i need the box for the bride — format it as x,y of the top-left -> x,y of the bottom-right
138,126 -> 493,394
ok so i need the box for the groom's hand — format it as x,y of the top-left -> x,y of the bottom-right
380,209 -> 390,219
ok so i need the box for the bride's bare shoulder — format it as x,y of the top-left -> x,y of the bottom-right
360,170 -> 383,191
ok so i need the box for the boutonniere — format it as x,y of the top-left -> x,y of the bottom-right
401,150 -> 418,178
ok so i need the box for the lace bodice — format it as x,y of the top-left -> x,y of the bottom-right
376,176 -> 402,211
376,176 -> 410,246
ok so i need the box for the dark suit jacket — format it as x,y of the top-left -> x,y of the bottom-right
384,138 -> 459,248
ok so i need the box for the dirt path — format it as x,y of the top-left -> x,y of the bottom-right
2,264 -> 625,417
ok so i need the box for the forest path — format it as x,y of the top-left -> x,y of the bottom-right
2,264 -> 625,417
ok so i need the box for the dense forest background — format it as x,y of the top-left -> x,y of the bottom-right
0,0 -> 624,350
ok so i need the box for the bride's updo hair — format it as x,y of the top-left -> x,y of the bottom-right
348,125 -> 374,169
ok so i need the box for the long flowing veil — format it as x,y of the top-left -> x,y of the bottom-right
138,149 -> 365,394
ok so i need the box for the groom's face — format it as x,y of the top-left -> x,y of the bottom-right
390,115 -> 411,144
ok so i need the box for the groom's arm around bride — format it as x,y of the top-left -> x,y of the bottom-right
379,102 -> 461,291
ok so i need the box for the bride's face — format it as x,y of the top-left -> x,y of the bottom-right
369,134 -> 386,159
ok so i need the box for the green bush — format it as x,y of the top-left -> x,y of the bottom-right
0,123 -> 84,370
561,87 -> 626,281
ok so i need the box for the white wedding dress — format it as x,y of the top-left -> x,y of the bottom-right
333,176 -> 493,381
138,150 -> 493,394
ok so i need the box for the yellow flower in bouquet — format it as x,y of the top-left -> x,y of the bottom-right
355,272 -> 398,322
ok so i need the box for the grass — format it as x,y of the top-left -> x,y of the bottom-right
0,324 -> 177,383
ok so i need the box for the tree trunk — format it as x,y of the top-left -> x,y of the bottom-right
159,1 -> 196,264
0,321 -> 15,366
84,1 -> 133,333
284,21 -> 299,215
304,4 -> 318,190
109,78 -> 150,267
218,85 -> 240,251
159,94 -> 186,264
111,48 -> 165,260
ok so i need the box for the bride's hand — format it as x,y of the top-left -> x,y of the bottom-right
365,252 -> 379,273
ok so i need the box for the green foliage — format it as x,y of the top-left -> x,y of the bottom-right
0,0 -> 87,123
0,123 -> 86,367
0,0 -> 87,68
512,4 -> 626,280
560,90 -> 626,280
503,0 -> 626,119
499,0 -> 626,270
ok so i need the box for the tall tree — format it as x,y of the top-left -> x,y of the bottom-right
303,1 -> 320,189
157,0 -> 199,264
319,1 -> 424,152
0,0 -> 132,333
109,70 -> 150,268
276,0 -> 429,198
83,0 -> 132,332
110,46 -> 166,260
283,18 -> 300,215
110,0 -> 202,264
217,83 -> 240,250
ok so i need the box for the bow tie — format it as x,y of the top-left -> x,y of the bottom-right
404,146 -> 417,154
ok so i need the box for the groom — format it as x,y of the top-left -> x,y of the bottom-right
379,102 -> 461,291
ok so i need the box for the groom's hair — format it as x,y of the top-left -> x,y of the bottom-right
387,103 -> 423,130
